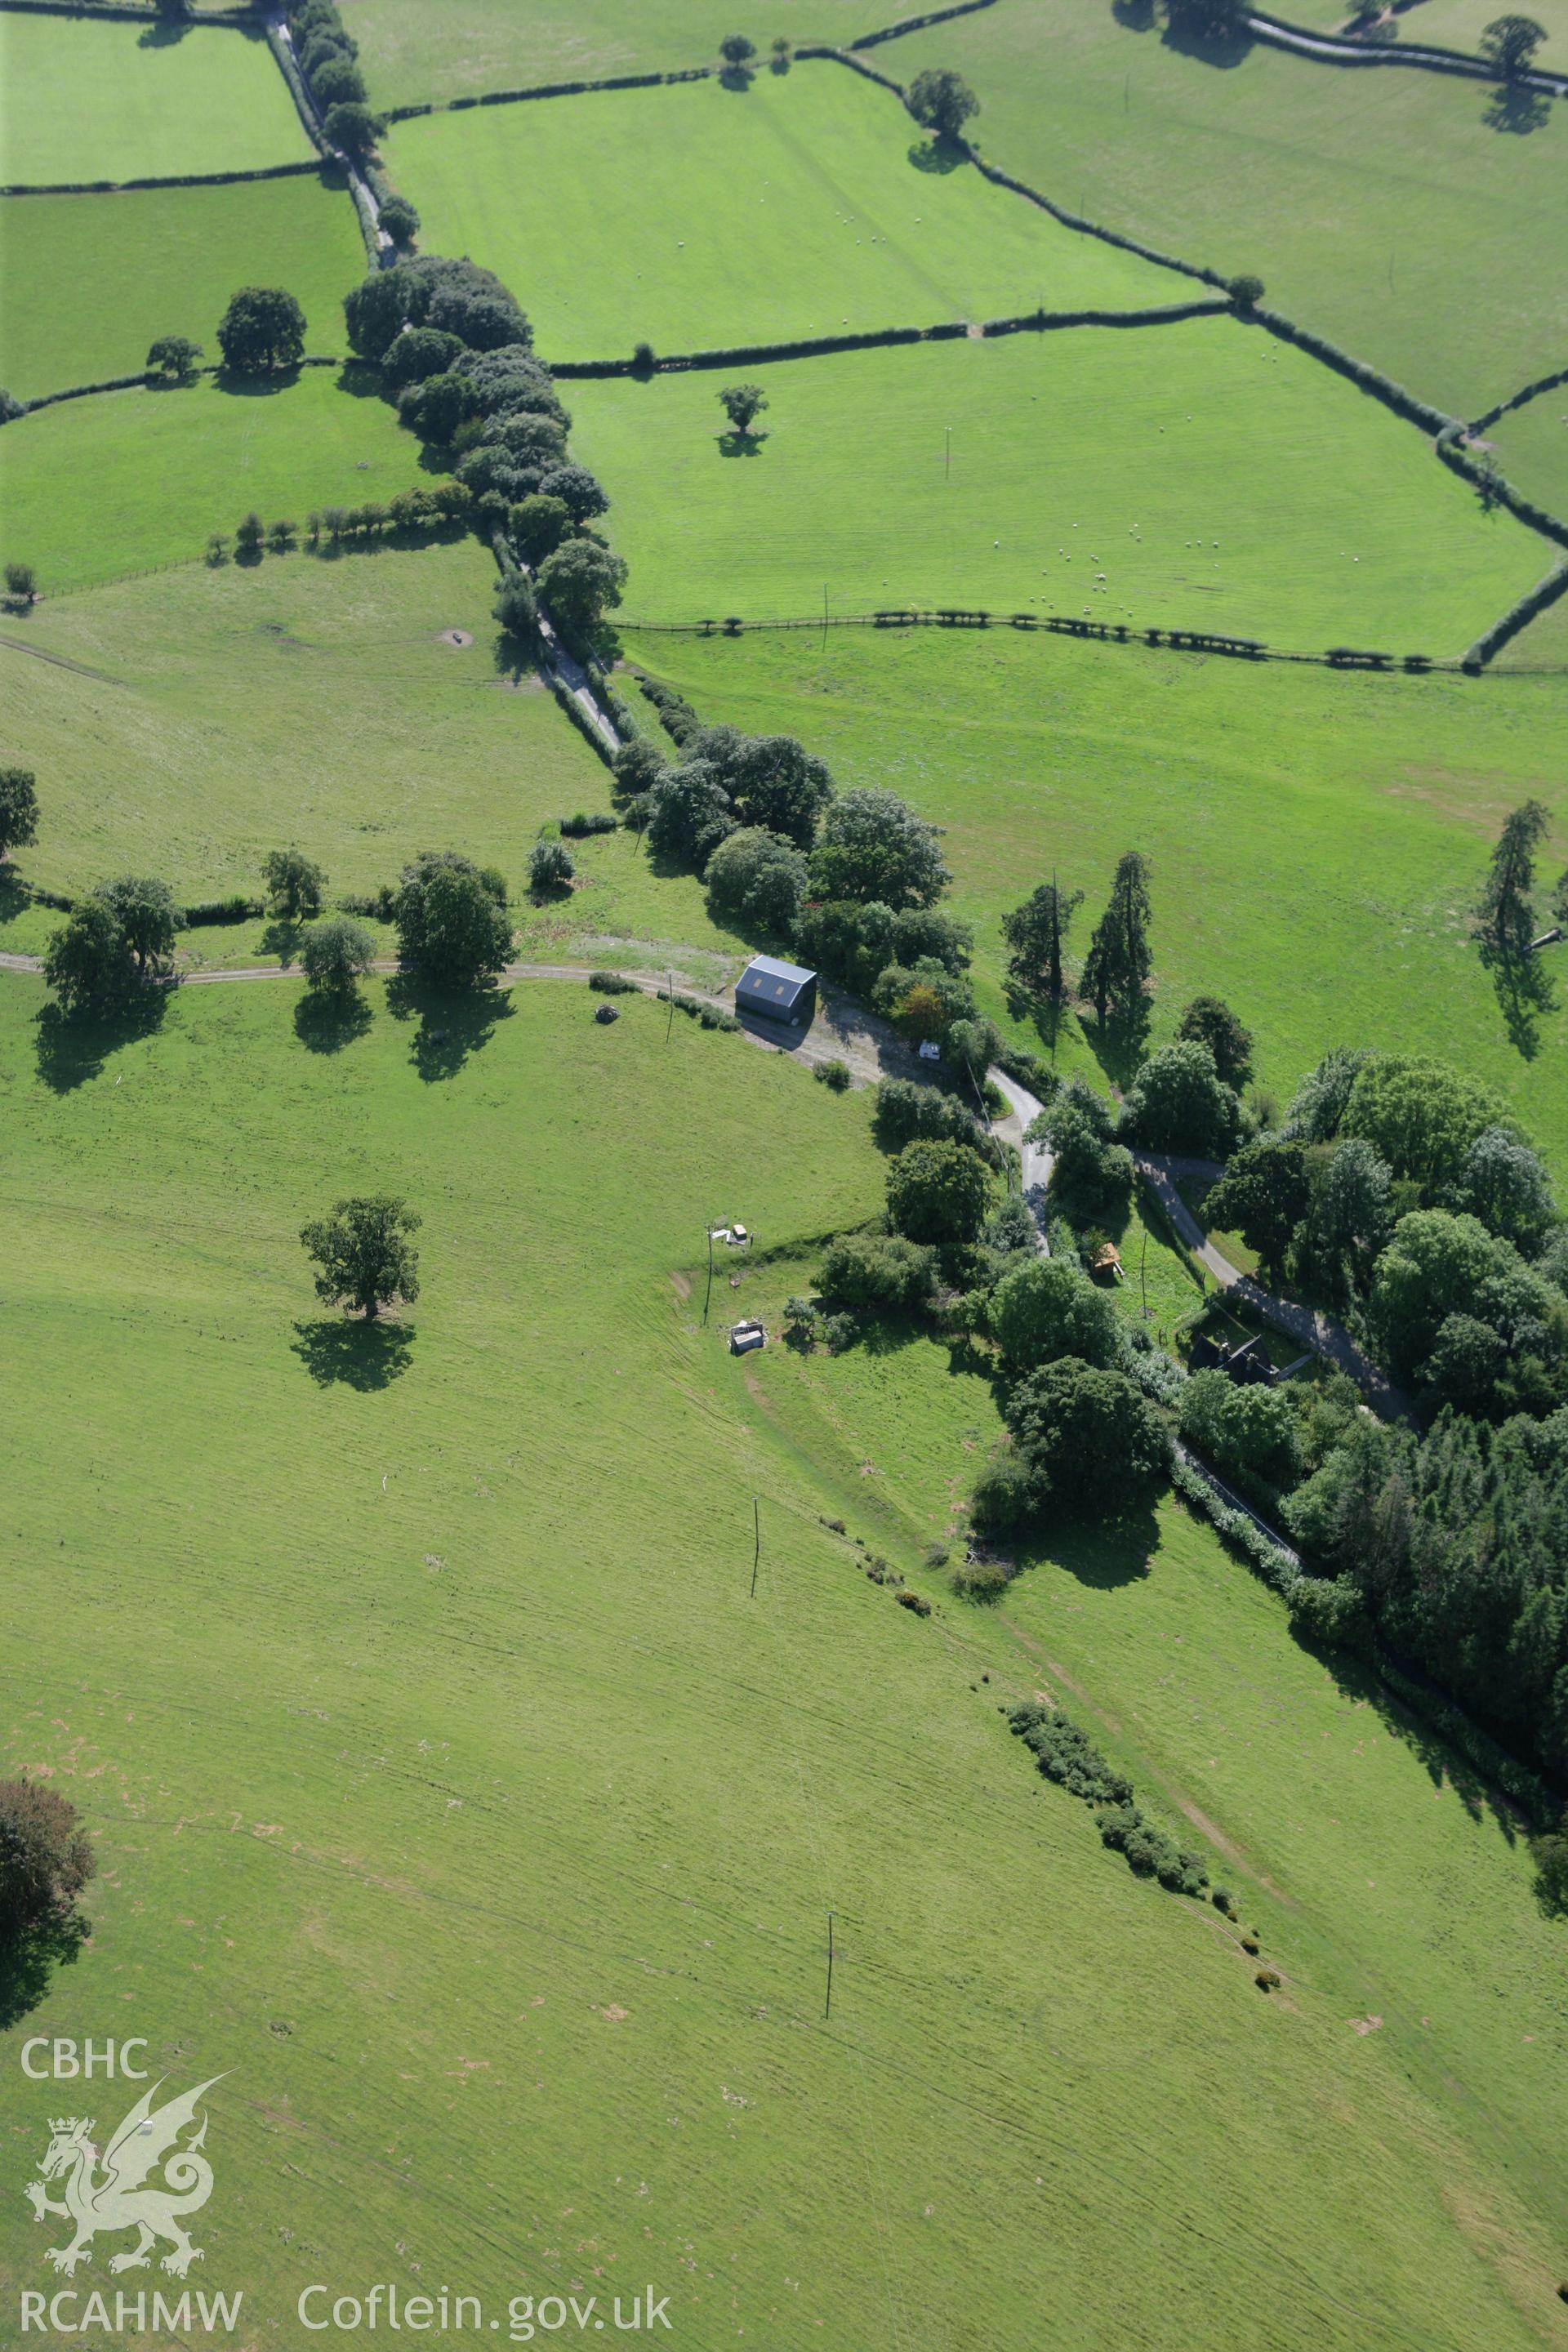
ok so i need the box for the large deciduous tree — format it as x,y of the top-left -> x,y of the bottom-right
216,286 -> 306,374
906,66 -> 979,143
808,787 -> 950,910
301,1196 -> 421,1321
0,764 -> 39,862
392,850 -> 512,987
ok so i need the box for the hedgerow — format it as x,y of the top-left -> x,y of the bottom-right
1009,1704 -> 1209,1897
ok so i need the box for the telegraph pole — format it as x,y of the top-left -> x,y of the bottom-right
750,1497 -> 760,1599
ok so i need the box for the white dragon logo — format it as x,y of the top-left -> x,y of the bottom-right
24,2075 -> 225,2279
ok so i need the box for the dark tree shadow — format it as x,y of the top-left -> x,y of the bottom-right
291,1317 -> 413,1390
1012,1499 -> 1161,1590
384,971 -> 513,1080
1081,1001 -> 1151,1091
34,992 -> 167,1095
138,18 -> 190,47
1478,941 -> 1554,1058
492,627 -> 543,684
716,430 -> 768,457
1111,0 -> 1156,25
718,63 -> 755,90
260,918 -> 301,965
1483,84 -> 1550,135
293,989 -> 372,1055
907,136 -> 968,175
1303,1642 -> 1523,1842
212,366 -> 301,400
334,359 -> 386,402
1159,16 -> 1254,67
0,864 -> 32,938
0,1913 -> 88,2031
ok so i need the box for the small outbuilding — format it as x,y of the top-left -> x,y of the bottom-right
735,954 -> 817,1028
729,1318 -> 766,1355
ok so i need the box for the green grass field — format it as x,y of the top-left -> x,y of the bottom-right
0,13 -> 311,185
1278,0 -> 1568,69
1491,388 -> 1568,523
0,368 -> 419,595
353,0 -> 862,109
879,2 -> 1568,422
621,622 -> 1568,1166
0,545 -> 742,956
0,969 -> 1563,2350
0,173 -> 363,402
385,60 -> 1184,362
574,323 -> 1544,652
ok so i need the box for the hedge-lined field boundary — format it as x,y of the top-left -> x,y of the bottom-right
549,299 -> 1231,377
2,157 -> 324,197
849,0 -> 1000,49
1248,7 -> 1567,96
381,65 -> 713,126
621,604 -> 1477,672
0,0 -> 256,21
7,351 -> 342,417
1248,305 -> 1454,435
1471,364 -> 1568,436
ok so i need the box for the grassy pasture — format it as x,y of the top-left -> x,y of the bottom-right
1491,388 -> 1568,523
0,175 -> 364,403
0,545 -> 715,934
0,368 -> 416,595
385,60 -> 1184,363
351,0 -> 863,109
732,1306 -> 1568,2295
620,623 -> 1568,1168
574,324 -> 1544,653
1277,0 -> 1568,69
0,971 -> 1563,2350
0,13 -> 311,185
879,1 -> 1568,421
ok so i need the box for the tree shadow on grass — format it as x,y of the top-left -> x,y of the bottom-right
717,430 -> 768,457
291,1317 -> 413,1390
1303,1638 -> 1523,1842
212,365 -> 300,401
1111,0 -> 1156,27
1080,1002 -> 1150,1094
1479,941 -> 1553,1059
384,971 -> 514,1080
0,1913 -> 88,2032
1159,16 -> 1254,67
260,918 -> 302,966
1484,83 -> 1550,135
1012,1498 -> 1161,1591
293,988 -> 372,1055
907,136 -> 968,175
34,991 -> 167,1096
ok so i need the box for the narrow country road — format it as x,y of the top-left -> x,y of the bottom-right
1136,1152 -> 1410,1422
988,1068 -> 1054,1254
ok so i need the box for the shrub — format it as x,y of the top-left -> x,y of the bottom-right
886,1138 -> 993,1246
300,913 -> 375,995
263,846 -> 326,920
378,194 -> 420,248
822,1312 -> 858,1353
704,826 -> 808,933
991,1254 -> 1120,1371
815,1058 -> 853,1092
1178,1370 -> 1301,1497
819,1232 -> 937,1313
1118,1040 -> 1240,1156
4,558 -> 37,607
1002,1357 -> 1169,1511
872,1077 -> 986,1156
589,968 -> 637,994
1254,1969 -> 1281,1992
529,837 -> 575,893
559,810 -> 617,837
895,1588 -> 932,1618
0,1778 -> 94,1938
951,1557 -> 1010,1601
